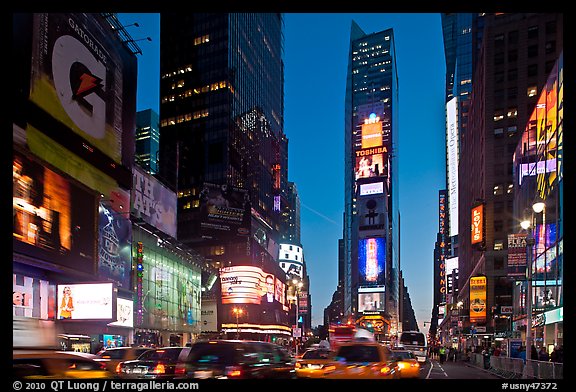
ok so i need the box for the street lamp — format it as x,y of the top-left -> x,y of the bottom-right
520,197 -> 545,362
292,278 -> 303,356
232,307 -> 243,340
457,301 -> 463,353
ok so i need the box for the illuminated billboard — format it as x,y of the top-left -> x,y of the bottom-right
358,195 -> 386,231
355,147 -> 387,180
361,121 -> 383,149
13,274 -> 55,319
278,244 -> 304,279
507,233 -> 527,278
359,182 -> 384,196
220,266 -> 285,306
446,97 -> 459,237
469,276 -> 487,323
108,297 -> 133,328
131,166 -> 177,238
98,202 -> 132,289
13,149 -> 97,273
56,283 -> 115,320
29,13 -> 137,168
199,183 -> 251,241
358,237 -> 386,286
471,204 -> 484,246
358,290 -> 385,312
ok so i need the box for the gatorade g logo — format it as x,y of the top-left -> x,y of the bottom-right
52,35 -> 107,139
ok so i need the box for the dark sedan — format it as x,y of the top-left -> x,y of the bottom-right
116,347 -> 190,379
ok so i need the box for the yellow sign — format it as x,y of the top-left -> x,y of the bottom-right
469,276 -> 487,323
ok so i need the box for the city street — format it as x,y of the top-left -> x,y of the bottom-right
421,359 -> 501,379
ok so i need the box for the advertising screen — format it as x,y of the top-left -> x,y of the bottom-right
469,276 -> 487,323
359,182 -> 384,196
98,202 -> 132,289
361,121 -> 383,149
358,291 -> 385,312
108,298 -> 133,327
131,166 -> 177,238
57,283 -> 115,320
220,266 -> 283,306
199,183 -> 251,241
446,97 -> 459,237
29,13 -> 137,167
358,237 -> 386,286
355,147 -> 387,180
13,150 -> 96,273
507,233 -> 527,278
13,274 -> 55,319
358,195 -> 386,230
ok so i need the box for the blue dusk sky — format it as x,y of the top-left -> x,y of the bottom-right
118,13 -> 446,333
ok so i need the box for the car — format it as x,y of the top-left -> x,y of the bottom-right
13,350 -> 112,379
295,348 -> 335,378
323,341 -> 400,379
96,346 -> 154,373
116,347 -> 191,379
391,349 -> 421,379
174,340 -> 295,379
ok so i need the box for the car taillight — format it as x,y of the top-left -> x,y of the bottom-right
410,362 -> 419,368
153,363 -> 166,374
380,365 -> 392,375
116,363 -> 123,373
225,366 -> 242,378
295,362 -> 301,369
175,363 -> 186,375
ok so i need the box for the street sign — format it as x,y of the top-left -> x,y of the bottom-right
293,327 -> 301,338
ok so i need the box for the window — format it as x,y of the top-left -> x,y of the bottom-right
527,25 -> 538,39
545,60 -> 555,74
494,34 -> 505,46
493,111 -> 505,122
528,45 -> 538,58
494,127 -> 504,136
507,68 -> 517,81
507,108 -> 517,118
527,86 -> 538,97
494,52 -> 504,65
494,220 -> 503,233
507,126 -> 517,137
507,183 -> 514,194
545,21 -> 556,35
493,185 -> 504,195
545,41 -> 556,54
495,71 -> 504,83
493,241 -> 504,251
508,30 -> 518,44
508,87 -> 517,100
528,64 -> 538,77
508,49 -> 518,62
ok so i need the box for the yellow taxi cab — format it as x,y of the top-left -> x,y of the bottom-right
294,348 -> 335,378
13,350 -> 112,379
323,341 -> 400,379
391,349 -> 421,379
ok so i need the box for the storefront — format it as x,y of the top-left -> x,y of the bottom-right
132,224 -> 203,347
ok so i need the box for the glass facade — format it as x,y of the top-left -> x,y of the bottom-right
132,226 -> 202,334
135,109 -> 160,175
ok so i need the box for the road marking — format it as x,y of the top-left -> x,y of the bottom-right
426,360 -> 448,378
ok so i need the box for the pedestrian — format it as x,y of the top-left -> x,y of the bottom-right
519,346 -> 527,364
531,345 -> 538,360
538,347 -> 549,362
439,346 -> 446,364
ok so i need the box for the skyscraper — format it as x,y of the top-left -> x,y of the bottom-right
344,21 -> 400,337
158,13 -> 291,340
135,109 -> 160,175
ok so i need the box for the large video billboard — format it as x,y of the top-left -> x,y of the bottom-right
29,13 -> 137,168
355,147 -> 387,180
131,166 -> 177,238
507,233 -> 527,278
358,195 -> 387,231
13,149 -> 96,273
56,283 -> 115,320
13,274 -> 55,319
358,237 -> 386,286
220,266 -> 286,306
199,183 -> 251,241
361,121 -> 383,149
358,289 -> 385,312
98,202 -> 132,289
469,276 -> 487,323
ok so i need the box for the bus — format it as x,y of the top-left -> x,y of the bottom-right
398,331 -> 428,363
328,324 -> 356,349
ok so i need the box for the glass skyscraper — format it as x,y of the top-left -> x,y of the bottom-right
344,21 -> 400,335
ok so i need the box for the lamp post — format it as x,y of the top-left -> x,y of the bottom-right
457,301 -> 463,353
520,197 -> 545,362
292,278 -> 303,356
232,307 -> 243,340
